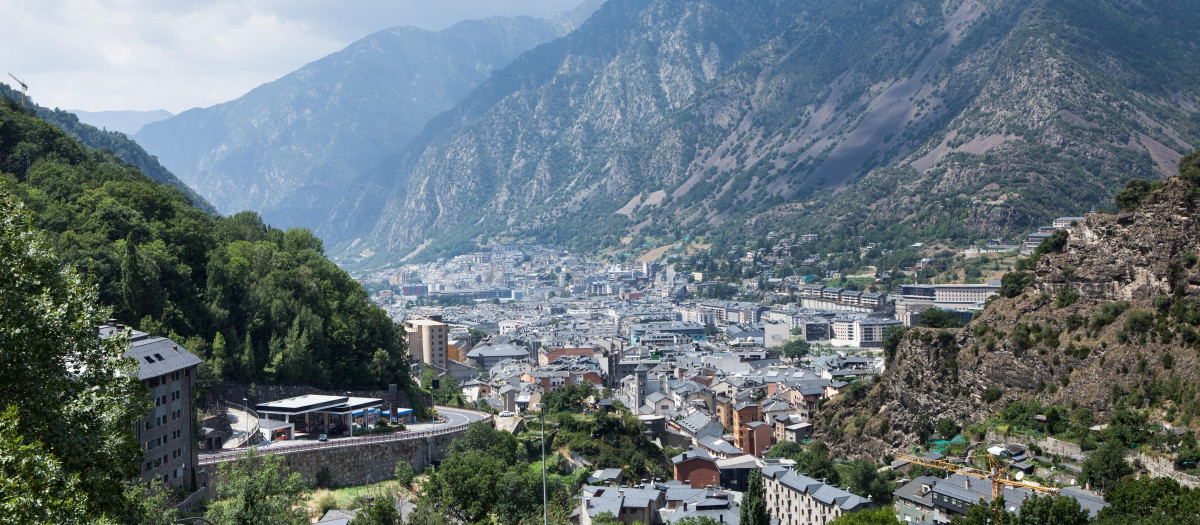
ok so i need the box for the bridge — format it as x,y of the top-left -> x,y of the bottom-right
198,407 -> 491,487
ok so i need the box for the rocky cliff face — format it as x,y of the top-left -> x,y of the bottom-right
813,163 -> 1200,458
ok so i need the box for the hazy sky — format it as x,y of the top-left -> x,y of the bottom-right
0,0 -> 584,113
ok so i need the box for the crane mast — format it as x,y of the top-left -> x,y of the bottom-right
7,73 -> 28,107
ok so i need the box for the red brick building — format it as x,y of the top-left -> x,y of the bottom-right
672,448 -> 720,488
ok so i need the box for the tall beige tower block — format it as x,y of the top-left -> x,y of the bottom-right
404,317 -> 448,372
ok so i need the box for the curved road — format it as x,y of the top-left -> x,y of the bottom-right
199,406 -> 490,464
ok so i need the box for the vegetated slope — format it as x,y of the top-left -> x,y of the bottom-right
352,0 -> 1200,267
0,83 -> 217,215
135,6 -> 598,246
0,97 -> 411,392
812,152 -> 1200,459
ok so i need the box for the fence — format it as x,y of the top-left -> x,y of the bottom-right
224,400 -> 262,449
199,414 -> 486,466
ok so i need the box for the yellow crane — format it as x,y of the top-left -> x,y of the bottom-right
898,453 -> 1059,501
7,73 -> 28,107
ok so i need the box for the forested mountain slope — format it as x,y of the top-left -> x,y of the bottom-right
350,0 -> 1200,266
0,96 -> 410,392
0,83 -> 216,215
135,4 -> 599,245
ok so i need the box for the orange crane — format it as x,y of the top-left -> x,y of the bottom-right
898,453 -> 1059,501
7,73 -> 28,106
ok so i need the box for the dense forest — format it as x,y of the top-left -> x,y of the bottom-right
0,95 -> 410,391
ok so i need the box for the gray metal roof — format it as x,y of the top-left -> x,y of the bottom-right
100,325 -> 201,380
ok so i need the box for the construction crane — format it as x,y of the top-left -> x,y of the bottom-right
898,453 -> 1059,501
7,73 -> 28,107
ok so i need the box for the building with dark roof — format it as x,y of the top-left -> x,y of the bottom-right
98,320 -> 201,490
762,464 -> 877,525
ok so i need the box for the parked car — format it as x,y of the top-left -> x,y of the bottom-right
498,411 -> 515,417
317,433 -> 328,442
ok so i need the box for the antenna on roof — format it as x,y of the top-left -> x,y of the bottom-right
7,73 -> 28,107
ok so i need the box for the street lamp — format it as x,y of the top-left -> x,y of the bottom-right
541,410 -> 548,525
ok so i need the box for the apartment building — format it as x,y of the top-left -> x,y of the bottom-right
404,316 -> 449,372
98,320 -> 201,490
762,464 -> 877,525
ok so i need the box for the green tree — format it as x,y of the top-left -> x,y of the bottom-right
675,518 -> 721,525
422,449 -> 506,523
936,417 -> 960,440
778,337 -> 811,359
843,459 -> 894,504
120,233 -> 144,319
1080,440 -> 1134,491
205,449 -> 309,525
919,307 -> 962,328
348,496 -> 402,525
0,194 -> 148,524
953,496 -> 1014,524
828,508 -> 899,524
1114,178 -> 1156,211
766,440 -> 805,461
1096,476 -> 1200,524
1015,495 -> 1089,525
999,271 -> 1035,298
740,468 -> 770,525
914,414 -> 934,445
394,459 -> 415,487
469,328 -> 487,346
805,441 -> 841,485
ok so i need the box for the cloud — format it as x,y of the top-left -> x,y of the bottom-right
0,0 -> 582,112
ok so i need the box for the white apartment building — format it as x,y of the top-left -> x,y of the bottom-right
762,465 -> 877,525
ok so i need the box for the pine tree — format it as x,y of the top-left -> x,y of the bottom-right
119,233 -> 143,319
741,468 -> 769,525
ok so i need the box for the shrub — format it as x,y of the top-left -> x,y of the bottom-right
1056,288 -> 1079,308
983,387 -> 1003,403
314,490 -> 338,516
1000,271 -> 1035,298
315,466 -> 332,489
1124,309 -> 1155,335
1114,178 -> 1157,211
394,459 -> 414,487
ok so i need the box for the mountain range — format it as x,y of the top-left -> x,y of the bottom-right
69,109 -> 172,136
134,2 -> 601,245
131,0 -> 1200,268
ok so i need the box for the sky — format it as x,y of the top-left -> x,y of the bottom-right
0,0 -> 584,114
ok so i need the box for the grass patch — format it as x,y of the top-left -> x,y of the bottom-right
306,479 -> 409,512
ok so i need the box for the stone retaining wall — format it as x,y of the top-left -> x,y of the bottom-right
1131,452 -> 1200,488
203,426 -> 464,490
984,431 -> 1084,458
